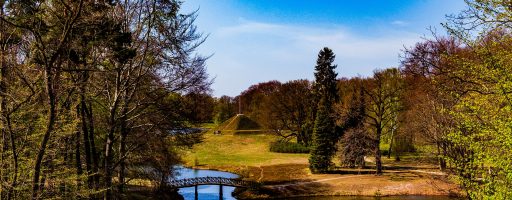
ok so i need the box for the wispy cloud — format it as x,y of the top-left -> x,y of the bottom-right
201,20 -> 421,96
217,20 -> 286,36
391,20 -> 409,26
213,20 -> 419,66
181,0 -> 468,96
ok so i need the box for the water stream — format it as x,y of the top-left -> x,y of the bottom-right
173,166 -> 457,200
174,166 -> 238,200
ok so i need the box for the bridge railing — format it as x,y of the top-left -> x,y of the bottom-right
168,176 -> 255,188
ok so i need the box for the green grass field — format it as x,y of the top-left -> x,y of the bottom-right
183,131 -> 309,167
181,127 -> 457,198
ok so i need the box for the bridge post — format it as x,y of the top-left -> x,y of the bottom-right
195,185 -> 198,200
219,184 -> 223,200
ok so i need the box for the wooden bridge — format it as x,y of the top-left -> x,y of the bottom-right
169,177 -> 254,200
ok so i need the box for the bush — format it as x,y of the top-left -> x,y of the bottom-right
339,127 -> 374,168
269,140 -> 310,153
381,149 -> 389,157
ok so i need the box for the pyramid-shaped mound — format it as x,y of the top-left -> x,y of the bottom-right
216,114 -> 261,134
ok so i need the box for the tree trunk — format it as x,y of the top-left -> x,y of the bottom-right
117,87 -> 130,193
439,142 -> 447,171
32,67 -> 57,199
0,8 -> 6,198
104,124 -> 115,200
104,69 -> 122,200
375,127 -> 383,175
75,129 -> 83,188
117,125 -> 127,193
117,111 -> 128,193
86,102 -> 100,189
79,71 -> 94,190
80,100 -> 93,189
297,131 -> 304,145
387,122 -> 394,159
7,116 -> 18,200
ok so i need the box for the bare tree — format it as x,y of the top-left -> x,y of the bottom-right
364,68 -> 403,175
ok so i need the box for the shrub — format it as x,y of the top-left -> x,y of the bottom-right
269,140 -> 310,153
339,127 -> 374,168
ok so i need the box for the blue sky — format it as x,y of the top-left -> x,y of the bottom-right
181,0 -> 468,97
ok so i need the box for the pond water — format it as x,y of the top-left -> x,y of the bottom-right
174,166 -> 239,200
173,166 -> 457,200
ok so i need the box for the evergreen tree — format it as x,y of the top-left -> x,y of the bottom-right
309,47 -> 339,173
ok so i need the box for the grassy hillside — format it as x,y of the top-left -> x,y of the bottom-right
215,114 -> 263,134
183,131 -> 308,167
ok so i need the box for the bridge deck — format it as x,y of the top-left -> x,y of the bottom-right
169,176 -> 253,188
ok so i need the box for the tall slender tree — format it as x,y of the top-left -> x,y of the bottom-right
309,47 -> 339,173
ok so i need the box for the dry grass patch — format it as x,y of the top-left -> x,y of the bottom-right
184,130 -> 461,198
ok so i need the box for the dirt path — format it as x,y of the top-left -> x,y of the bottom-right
236,165 -> 461,199
272,175 -> 363,187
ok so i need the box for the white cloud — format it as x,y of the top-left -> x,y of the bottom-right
217,20 -> 287,37
201,20 -> 422,96
391,20 -> 409,26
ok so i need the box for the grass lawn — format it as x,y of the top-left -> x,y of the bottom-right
183,131 -> 308,167
182,129 -> 460,198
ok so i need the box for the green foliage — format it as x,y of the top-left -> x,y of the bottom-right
314,47 -> 339,103
309,99 -> 337,172
411,3 -> 512,197
270,140 -> 310,153
0,1 -> 210,199
309,47 -> 339,173
181,92 -> 215,123
439,8 -> 512,196
214,96 -> 236,124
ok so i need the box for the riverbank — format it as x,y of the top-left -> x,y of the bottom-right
183,132 -> 462,199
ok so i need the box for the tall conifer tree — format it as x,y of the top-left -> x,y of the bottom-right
309,47 -> 339,172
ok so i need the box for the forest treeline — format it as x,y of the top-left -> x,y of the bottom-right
211,1 -> 512,199
0,0 -> 211,199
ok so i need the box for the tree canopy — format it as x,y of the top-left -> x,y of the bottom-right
0,1 -> 210,199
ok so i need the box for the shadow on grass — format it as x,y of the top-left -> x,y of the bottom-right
234,181 -> 333,199
124,185 -> 184,200
323,168 -> 377,175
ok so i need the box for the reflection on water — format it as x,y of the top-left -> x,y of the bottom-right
173,166 -> 238,200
